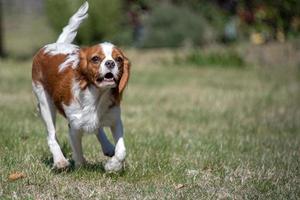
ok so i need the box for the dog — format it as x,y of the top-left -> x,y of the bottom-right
32,2 -> 130,172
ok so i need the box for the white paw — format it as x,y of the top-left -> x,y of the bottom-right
104,157 -> 123,172
53,159 -> 70,169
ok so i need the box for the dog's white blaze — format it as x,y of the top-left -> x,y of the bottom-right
44,43 -> 80,72
100,42 -> 114,58
99,42 -> 119,78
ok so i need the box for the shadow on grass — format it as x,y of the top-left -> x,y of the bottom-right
80,162 -> 105,173
41,156 -> 107,174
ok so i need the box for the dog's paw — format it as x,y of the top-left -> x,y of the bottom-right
53,159 -> 70,169
104,157 -> 123,172
103,147 -> 115,157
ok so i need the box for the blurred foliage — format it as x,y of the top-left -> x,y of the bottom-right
175,50 -> 245,68
142,3 -> 217,48
44,0 -> 300,47
45,0 -> 123,44
172,0 -> 228,34
239,0 -> 300,40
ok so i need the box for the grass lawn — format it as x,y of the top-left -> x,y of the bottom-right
0,49 -> 299,199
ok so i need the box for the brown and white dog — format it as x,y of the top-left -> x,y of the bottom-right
32,2 -> 130,172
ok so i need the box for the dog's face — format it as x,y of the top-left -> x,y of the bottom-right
78,42 -> 130,93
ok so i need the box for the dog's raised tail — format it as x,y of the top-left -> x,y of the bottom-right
56,1 -> 89,44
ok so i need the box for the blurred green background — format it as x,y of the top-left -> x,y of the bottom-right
1,0 -> 300,58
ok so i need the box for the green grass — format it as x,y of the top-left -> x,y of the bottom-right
0,50 -> 299,199
174,49 -> 245,68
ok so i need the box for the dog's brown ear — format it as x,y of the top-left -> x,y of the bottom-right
78,48 -> 88,89
118,56 -> 130,94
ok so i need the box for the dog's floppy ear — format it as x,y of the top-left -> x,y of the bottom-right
119,56 -> 131,94
78,48 -> 89,89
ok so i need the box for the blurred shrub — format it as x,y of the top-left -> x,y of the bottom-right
195,3 -> 227,40
111,26 -> 133,46
175,50 -> 245,68
175,1 -> 228,41
45,0 -> 123,44
142,3 -> 216,48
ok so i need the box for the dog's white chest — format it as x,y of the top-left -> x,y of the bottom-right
63,83 -> 118,132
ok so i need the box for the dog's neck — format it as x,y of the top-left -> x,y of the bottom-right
80,84 -> 116,108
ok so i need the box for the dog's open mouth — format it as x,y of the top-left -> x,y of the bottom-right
104,72 -> 114,82
95,72 -> 116,87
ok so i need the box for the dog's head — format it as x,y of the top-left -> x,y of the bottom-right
78,42 -> 130,94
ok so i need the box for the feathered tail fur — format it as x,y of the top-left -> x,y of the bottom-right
56,1 -> 89,44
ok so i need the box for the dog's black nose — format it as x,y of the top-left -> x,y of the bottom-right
105,60 -> 115,69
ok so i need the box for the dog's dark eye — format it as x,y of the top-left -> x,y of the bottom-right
91,56 -> 100,63
115,56 -> 123,63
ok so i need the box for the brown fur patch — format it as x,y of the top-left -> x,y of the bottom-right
76,45 -> 105,88
32,49 -> 74,116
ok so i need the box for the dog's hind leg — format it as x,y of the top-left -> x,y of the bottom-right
32,83 -> 69,169
69,127 -> 86,167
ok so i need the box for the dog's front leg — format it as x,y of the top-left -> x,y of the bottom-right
69,127 -> 86,167
104,117 -> 126,172
96,128 -> 115,157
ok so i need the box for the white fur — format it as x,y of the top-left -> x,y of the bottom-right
44,43 -> 79,55
100,42 -> 114,57
56,1 -> 89,44
32,83 -> 70,169
44,43 -> 80,72
63,79 -> 120,133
